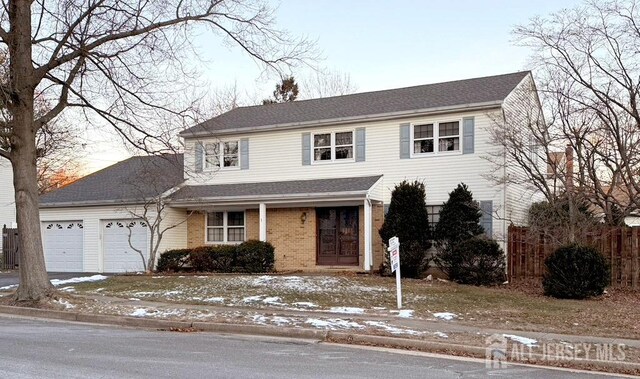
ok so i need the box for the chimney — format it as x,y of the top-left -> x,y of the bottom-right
565,145 -> 574,192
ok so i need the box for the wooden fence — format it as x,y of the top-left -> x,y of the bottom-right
1,225 -> 19,270
508,226 -> 640,289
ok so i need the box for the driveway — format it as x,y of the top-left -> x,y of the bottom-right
0,272 -> 106,288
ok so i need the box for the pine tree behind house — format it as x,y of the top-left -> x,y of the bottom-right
379,180 -> 431,278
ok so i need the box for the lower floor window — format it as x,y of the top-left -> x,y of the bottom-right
206,211 -> 245,243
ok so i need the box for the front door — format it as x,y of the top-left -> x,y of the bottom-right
317,207 -> 359,266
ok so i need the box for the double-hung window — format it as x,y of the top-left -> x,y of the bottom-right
412,121 -> 460,155
206,211 -> 245,243
313,131 -> 354,162
203,141 -> 239,170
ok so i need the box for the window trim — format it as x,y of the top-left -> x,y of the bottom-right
311,130 -> 355,164
202,140 -> 241,171
205,211 -> 246,244
410,119 -> 463,157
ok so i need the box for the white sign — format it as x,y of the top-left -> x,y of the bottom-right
388,236 -> 402,309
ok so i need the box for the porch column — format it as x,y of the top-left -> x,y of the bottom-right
364,198 -> 372,271
259,203 -> 267,242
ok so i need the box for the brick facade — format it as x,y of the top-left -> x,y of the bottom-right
186,204 -> 386,272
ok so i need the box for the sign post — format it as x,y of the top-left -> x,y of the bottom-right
388,236 -> 402,309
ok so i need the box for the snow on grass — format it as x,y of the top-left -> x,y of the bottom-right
128,298 -> 141,301
391,309 -> 414,318
242,295 -> 264,303
364,321 -> 423,336
164,290 -> 182,296
329,307 -> 365,315
243,275 -> 386,294
203,297 -> 225,303
503,334 -> 538,347
262,296 -> 283,305
292,302 -> 318,308
433,312 -> 458,321
60,286 -> 76,293
434,332 -> 449,338
306,318 -> 364,330
50,275 -> 108,286
55,299 -> 75,309
1,275 -> 108,291
130,308 -> 149,317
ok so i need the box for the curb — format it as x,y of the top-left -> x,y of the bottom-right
0,305 -> 639,375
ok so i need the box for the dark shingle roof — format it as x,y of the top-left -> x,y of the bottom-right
40,154 -> 184,207
182,72 -> 529,136
170,175 -> 382,203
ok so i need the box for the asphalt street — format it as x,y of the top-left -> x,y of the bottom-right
0,316 -> 627,379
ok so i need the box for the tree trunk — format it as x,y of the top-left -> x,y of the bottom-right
9,0 -> 53,301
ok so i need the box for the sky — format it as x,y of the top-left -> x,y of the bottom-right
82,0 -> 582,173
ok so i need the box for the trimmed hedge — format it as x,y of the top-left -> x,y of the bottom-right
156,249 -> 190,272
443,236 -> 506,286
156,240 -> 275,273
543,244 -> 610,299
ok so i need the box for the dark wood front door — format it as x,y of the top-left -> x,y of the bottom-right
317,207 -> 359,266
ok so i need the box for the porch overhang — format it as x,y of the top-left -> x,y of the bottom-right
167,175 -> 384,207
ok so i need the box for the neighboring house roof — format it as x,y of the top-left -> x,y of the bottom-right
169,175 -> 383,204
40,154 -> 184,208
181,71 -> 530,137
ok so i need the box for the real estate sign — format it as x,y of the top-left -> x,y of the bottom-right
388,236 -> 402,309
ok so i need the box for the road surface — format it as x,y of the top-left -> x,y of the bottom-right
0,316 -> 625,378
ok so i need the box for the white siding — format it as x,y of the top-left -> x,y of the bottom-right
39,205 -> 188,272
0,159 -> 16,247
185,110 -> 511,243
501,74 -> 546,226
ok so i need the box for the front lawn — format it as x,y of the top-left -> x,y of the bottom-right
70,274 -> 640,339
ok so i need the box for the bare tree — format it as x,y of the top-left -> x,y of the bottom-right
488,0 -> 640,238
0,1 -> 315,301
121,155 -> 191,273
300,68 -> 357,99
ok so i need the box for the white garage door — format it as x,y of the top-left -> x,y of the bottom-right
103,220 -> 148,273
42,221 -> 84,272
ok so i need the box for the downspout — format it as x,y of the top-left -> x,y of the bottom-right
365,192 -> 373,272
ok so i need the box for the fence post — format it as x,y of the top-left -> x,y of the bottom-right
632,227 -> 639,289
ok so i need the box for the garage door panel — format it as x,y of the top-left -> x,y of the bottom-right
42,221 -> 83,272
103,220 -> 148,273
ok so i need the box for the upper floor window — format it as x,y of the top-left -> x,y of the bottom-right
206,211 -> 245,243
204,141 -> 239,170
313,131 -> 354,162
412,121 -> 460,155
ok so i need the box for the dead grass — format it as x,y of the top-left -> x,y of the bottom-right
71,274 -> 640,339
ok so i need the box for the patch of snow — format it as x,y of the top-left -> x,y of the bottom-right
132,291 -> 159,296
372,307 -> 387,310
252,315 -> 267,324
242,295 -> 264,303
433,312 -> 458,321
364,321 -> 423,336
0,284 -> 17,291
305,318 -> 364,330
60,286 -> 76,293
55,299 -> 75,309
434,332 -> 449,339
128,298 -> 141,301
391,309 -> 414,318
292,302 -> 318,308
50,275 -> 108,286
152,276 -> 165,279
503,334 -> 537,347
94,288 -> 105,292
203,297 -> 225,303
196,276 -> 207,278
329,307 -> 365,315
164,290 -> 182,296
271,316 -> 291,326
130,308 -> 149,317
262,296 -> 283,305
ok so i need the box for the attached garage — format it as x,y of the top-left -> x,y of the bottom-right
42,221 -> 84,272
102,220 -> 149,273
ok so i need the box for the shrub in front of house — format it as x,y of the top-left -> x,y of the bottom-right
441,236 -> 506,286
379,180 -> 432,278
235,240 -> 275,273
543,244 -> 610,299
190,246 -> 216,272
209,245 -> 237,272
156,249 -> 191,272
434,183 -> 485,278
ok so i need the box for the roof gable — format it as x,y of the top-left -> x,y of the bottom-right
182,71 -> 530,136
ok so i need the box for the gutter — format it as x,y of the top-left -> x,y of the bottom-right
167,190 -> 370,206
180,101 -> 503,138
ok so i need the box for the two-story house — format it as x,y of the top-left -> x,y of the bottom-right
39,71 -> 541,273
